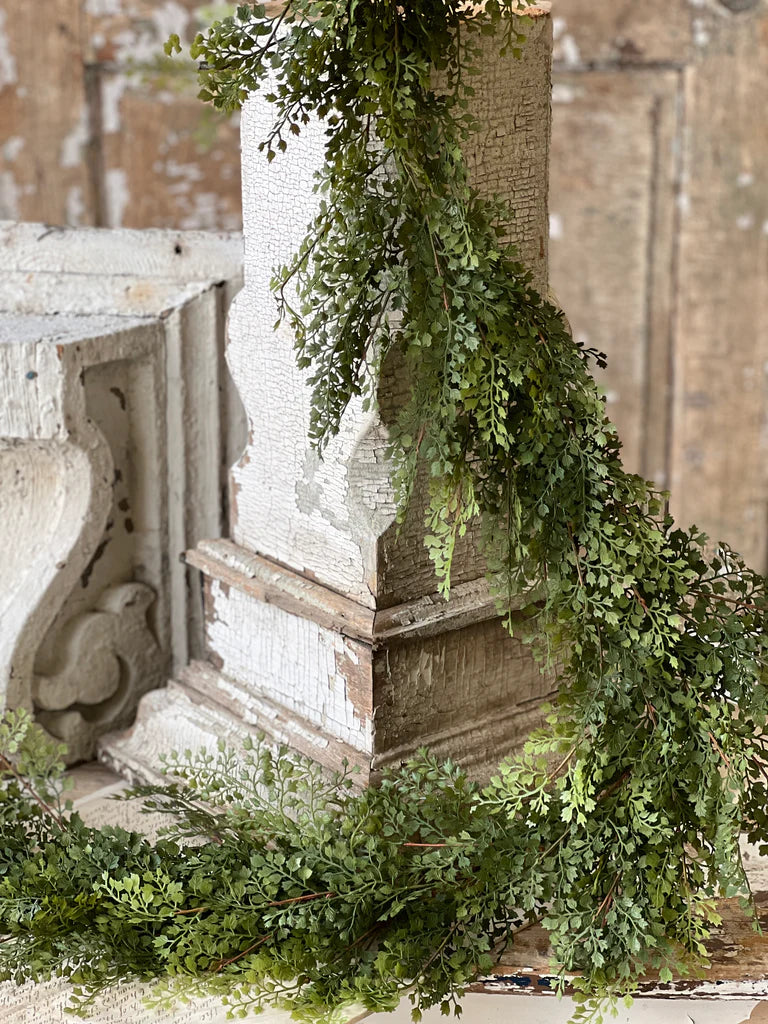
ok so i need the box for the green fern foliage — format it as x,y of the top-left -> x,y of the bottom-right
2,3 -> 768,1022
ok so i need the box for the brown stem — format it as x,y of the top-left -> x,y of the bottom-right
632,587 -> 649,614
594,873 -> 621,926
267,891 -> 334,907
567,524 -> 585,589
709,732 -> 731,769
692,590 -> 759,612
597,769 -> 631,803
0,753 -> 65,830
214,933 -> 272,973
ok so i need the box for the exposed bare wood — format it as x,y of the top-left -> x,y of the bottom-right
472,891 -> 768,999
548,70 -> 679,482
0,1 -> 93,225
669,6 -> 768,568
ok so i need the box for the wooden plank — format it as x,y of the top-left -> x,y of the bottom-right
0,222 -> 242,280
550,0 -> 691,67
188,538 -> 377,644
188,538 -> 514,645
472,891 -> 768,1000
670,8 -> 768,569
548,70 -> 680,481
0,1 -> 94,226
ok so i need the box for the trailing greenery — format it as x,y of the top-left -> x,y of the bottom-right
4,2 -> 768,1021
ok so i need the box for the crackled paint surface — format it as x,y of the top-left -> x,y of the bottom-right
228,19 -> 552,606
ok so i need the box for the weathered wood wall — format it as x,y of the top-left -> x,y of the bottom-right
0,0 -> 241,230
549,0 -> 768,570
2,0 -> 767,571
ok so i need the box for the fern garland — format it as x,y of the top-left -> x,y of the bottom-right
3,3 -> 768,1022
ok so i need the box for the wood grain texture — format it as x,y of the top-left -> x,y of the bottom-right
182,541 -> 553,779
669,5 -> 768,568
0,1 -> 94,225
548,70 -> 680,483
549,1 -> 768,573
0,0 -> 241,230
472,891 -> 768,1000
551,0 -> 691,66
371,618 -> 556,778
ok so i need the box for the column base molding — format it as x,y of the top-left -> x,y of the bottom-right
101,539 -> 556,783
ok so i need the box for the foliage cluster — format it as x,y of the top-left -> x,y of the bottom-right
3,2 -> 768,1022
1,713 -> 536,1020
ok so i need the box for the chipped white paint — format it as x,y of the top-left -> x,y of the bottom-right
60,108 -> 90,169
738,172 -> 755,187
738,213 -> 756,231
206,579 -> 373,751
104,167 -> 129,226
2,136 -> 23,162
228,87 -> 413,604
0,8 -> 17,88
101,15 -> 556,785
0,224 -> 243,759
229,19 -> 553,604
0,311 -> 157,759
549,212 -> 564,240
0,970 -> 301,1024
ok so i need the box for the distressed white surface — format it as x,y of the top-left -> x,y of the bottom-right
0,226 -> 243,758
229,91 -> 384,604
370,996 -> 762,1024
111,18 -> 554,783
0,316 -> 149,717
0,222 -> 242,281
206,578 -> 372,751
228,18 -> 552,607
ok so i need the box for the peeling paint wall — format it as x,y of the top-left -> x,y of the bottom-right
0,0 -> 241,230
549,0 -> 768,569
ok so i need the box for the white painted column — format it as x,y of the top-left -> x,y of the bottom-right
104,14 -> 556,783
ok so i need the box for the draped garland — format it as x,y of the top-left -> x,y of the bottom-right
2,4 -> 768,1022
